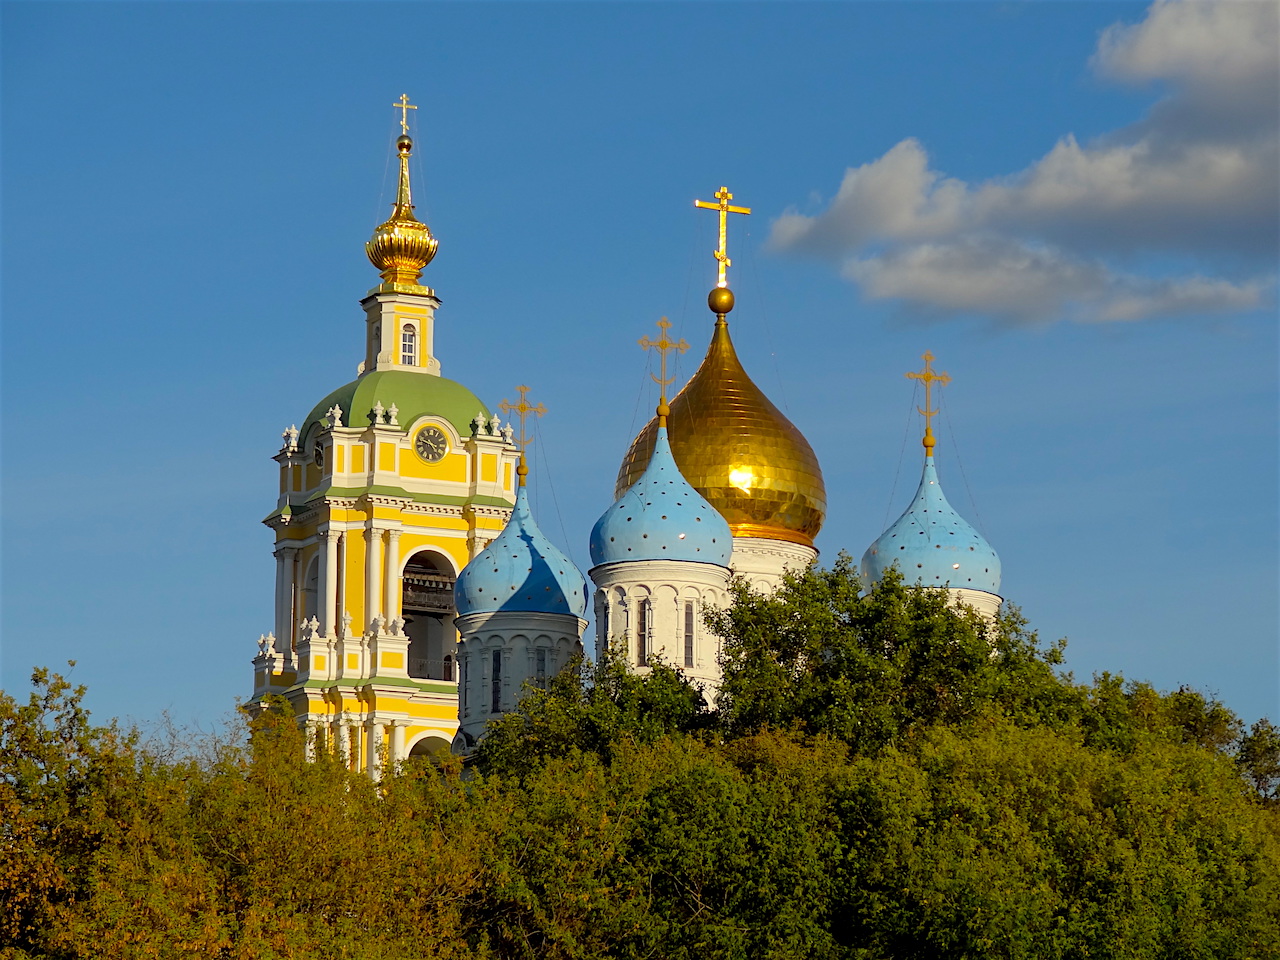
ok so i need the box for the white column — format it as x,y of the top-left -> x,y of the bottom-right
367,720 -> 384,779
274,546 -> 298,649
333,714 -> 354,767
389,720 -> 405,766
302,718 -> 317,761
365,526 -> 382,631
320,529 -> 340,636
273,549 -> 287,644
290,551 -> 301,652
383,529 -> 401,622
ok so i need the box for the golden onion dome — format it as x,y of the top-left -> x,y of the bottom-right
366,134 -> 438,289
615,309 -> 826,548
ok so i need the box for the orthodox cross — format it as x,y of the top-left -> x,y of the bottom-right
694,186 -> 751,288
393,94 -> 417,135
498,385 -> 546,452
905,351 -> 951,453
638,317 -> 689,405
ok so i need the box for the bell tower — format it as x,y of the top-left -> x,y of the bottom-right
250,97 -> 521,771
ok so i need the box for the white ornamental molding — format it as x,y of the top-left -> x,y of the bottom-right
463,504 -> 514,521
320,497 -> 360,510
402,502 -> 467,519
358,494 -> 413,509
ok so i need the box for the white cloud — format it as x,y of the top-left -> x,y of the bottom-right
770,139 -> 969,253
846,238 -> 1266,326
977,134 -> 1277,255
1093,0 -> 1278,92
770,0 -> 1278,325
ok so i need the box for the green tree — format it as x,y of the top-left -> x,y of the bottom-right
476,647 -> 711,781
1238,718 -> 1280,801
0,664 -> 140,955
709,555 -> 1077,751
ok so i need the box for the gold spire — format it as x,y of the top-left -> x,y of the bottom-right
616,317 -> 826,547
638,317 -> 689,426
499,385 -> 546,487
905,351 -> 951,456
366,95 -> 439,294
695,186 -> 751,315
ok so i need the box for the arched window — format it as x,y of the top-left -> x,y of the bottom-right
442,654 -> 454,682
401,324 -> 417,366
636,599 -> 650,666
684,601 -> 695,667
490,649 -> 502,714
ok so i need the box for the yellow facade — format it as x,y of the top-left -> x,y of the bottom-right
250,125 -> 520,770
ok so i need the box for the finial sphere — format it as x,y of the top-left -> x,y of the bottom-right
397,134 -> 413,154
708,286 -> 735,315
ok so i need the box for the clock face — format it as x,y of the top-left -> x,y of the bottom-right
313,440 -> 325,470
415,426 -> 448,463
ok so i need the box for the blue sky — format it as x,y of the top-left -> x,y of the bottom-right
3,1 -> 1276,730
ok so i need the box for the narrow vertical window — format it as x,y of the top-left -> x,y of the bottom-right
684,601 -> 695,667
460,656 -> 468,715
401,323 -> 417,366
636,600 -> 649,666
443,654 -> 454,682
491,649 -> 502,714
536,649 -> 547,688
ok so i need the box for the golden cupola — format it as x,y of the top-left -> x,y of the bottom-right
615,185 -> 825,549
615,287 -> 826,547
365,131 -> 439,293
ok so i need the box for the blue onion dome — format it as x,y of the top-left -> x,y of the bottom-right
590,425 -> 732,567
861,457 -> 1001,594
455,483 -> 588,618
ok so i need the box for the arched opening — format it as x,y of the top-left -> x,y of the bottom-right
408,735 -> 451,760
402,550 -> 456,681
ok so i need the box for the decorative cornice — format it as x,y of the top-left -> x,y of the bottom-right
359,493 -> 413,508
463,504 -> 514,520
402,501 -> 466,518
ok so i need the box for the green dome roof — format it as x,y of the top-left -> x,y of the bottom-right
304,370 -> 489,439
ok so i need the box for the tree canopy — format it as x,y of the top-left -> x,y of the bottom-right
3,560 -> 1278,959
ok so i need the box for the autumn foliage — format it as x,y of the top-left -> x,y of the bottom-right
3,561 -> 1278,959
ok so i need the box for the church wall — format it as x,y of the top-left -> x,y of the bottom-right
589,559 -> 730,692
454,610 -> 588,743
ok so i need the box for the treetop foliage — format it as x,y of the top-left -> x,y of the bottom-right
3,561 -> 1278,959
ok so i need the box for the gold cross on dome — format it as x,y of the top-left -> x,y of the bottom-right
694,186 -> 751,288
498,385 -> 546,451
392,94 -> 417,135
905,351 -> 952,453
638,317 -> 689,404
